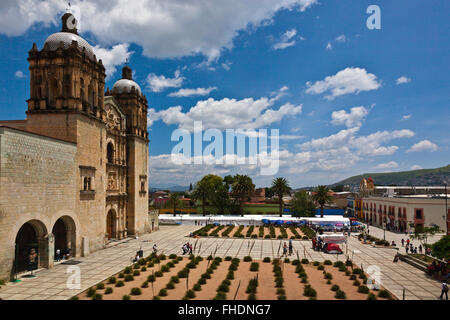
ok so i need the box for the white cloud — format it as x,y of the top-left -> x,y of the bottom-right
335,34 -> 346,42
411,165 -> 422,170
407,140 -> 438,153
306,67 -> 381,100
350,129 -> 415,156
396,76 -> 411,85
401,114 -> 411,121
222,61 -> 232,71
146,70 -> 184,93
326,42 -> 332,50
168,87 -> 217,98
300,127 -> 360,151
93,44 -> 133,78
273,28 -> 302,50
331,106 -> 369,128
15,70 -> 25,78
0,1 -> 318,61
375,161 -> 398,169
151,95 -> 302,131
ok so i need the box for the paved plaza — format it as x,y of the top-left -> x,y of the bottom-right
0,225 -> 444,300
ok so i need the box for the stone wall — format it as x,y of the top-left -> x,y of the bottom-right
0,127 -> 77,280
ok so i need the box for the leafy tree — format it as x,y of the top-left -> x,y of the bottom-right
290,190 -> 316,217
409,224 -> 441,248
192,174 -> 223,216
271,177 -> 292,217
231,175 -> 255,216
189,183 -> 193,192
265,186 -> 275,198
312,185 -> 333,218
167,193 -> 182,216
431,235 -> 450,260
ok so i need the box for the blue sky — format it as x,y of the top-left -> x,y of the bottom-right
0,0 -> 449,188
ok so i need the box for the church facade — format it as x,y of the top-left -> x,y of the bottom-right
0,13 -> 154,281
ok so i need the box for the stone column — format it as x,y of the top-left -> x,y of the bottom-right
39,233 -> 54,269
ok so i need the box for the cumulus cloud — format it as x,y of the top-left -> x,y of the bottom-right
0,0 -> 318,61
401,114 -> 411,121
151,96 -> 302,131
375,161 -> 398,169
396,76 -> 411,85
146,70 -> 184,92
350,129 -> 415,156
93,44 -> 133,78
168,87 -> 217,98
407,140 -> 438,153
272,28 -> 303,50
326,42 -> 332,50
306,67 -> 381,100
331,106 -> 369,128
15,70 -> 25,78
411,165 -> 422,170
335,34 -> 346,42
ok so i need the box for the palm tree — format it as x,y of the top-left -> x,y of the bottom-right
312,185 -> 333,218
271,177 -> 292,217
167,193 -> 182,216
231,174 -> 255,216
191,181 -> 209,216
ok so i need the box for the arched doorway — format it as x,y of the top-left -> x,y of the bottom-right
52,216 -> 76,260
14,220 -> 47,273
106,210 -> 117,239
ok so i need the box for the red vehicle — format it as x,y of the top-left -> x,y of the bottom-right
323,243 -> 343,254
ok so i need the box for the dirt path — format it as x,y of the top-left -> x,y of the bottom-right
192,261 -> 231,300
302,264 -> 336,300
283,263 -> 307,300
227,261 -> 255,300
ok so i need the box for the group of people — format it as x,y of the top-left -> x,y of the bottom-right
54,248 -> 71,262
182,242 -> 193,255
401,238 -> 423,254
311,237 -> 324,251
281,239 -> 293,257
428,260 -> 448,277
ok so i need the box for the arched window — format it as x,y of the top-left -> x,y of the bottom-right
107,143 -> 114,164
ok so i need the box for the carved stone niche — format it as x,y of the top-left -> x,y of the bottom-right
139,174 -> 147,195
80,165 -> 96,200
107,171 -> 118,191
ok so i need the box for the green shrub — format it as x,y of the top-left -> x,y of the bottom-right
225,256 -> 232,261
358,285 -> 369,294
133,270 -> 140,276
141,266 -> 147,272
301,258 -> 309,264
122,295 -> 131,300
169,254 -> 177,259
264,234 -> 271,239
166,281 -> 175,290
214,292 -> 227,300
147,262 -> 154,268
313,261 -> 320,266
96,283 -> 105,290
87,287 -> 96,297
352,268 -> 362,275
331,284 -> 340,291
201,273 -> 211,279
304,285 -> 317,297
335,290 -> 346,299
125,275 -> 134,282
108,277 -> 116,284
243,256 -> 252,262
338,266 -> 347,272
367,293 -> 377,300
350,275 -> 356,280
141,281 -> 148,288
229,264 -> 238,271
263,257 -> 271,263
152,296 -> 160,300
217,284 -> 229,293
353,280 -> 361,287
155,271 -> 163,277
250,262 -> 259,272
198,278 -> 207,285
284,258 -> 290,263
326,279 -> 332,285
92,293 -> 102,300
291,259 -> 300,265
133,264 -> 140,270
378,290 -> 392,299
278,295 -> 287,300
171,276 -> 180,283
115,281 -> 124,287
248,293 -> 257,300
276,288 -> 286,295
193,283 -> 202,291
226,271 -> 234,280
124,266 -> 132,274
345,260 -> 353,266
318,265 -> 324,270
324,273 -> 332,280
147,275 -> 156,282
130,287 -> 142,295
159,289 -> 167,296
185,290 -> 196,299
158,254 -> 166,260
161,265 -> 169,272
324,260 -> 332,265
345,270 -> 351,276
105,287 -> 113,295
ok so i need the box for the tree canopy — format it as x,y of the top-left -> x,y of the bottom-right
312,185 -> 333,218
290,190 -> 316,217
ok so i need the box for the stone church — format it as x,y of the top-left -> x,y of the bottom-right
0,12 -> 156,281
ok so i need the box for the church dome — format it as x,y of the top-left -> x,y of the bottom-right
112,66 -> 142,95
112,79 -> 142,95
44,32 -> 95,60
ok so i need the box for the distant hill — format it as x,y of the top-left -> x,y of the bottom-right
331,164 -> 450,188
149,185 -> 189,192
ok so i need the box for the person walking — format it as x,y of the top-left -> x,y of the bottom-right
55,249 -> 61,262
440,281 -> 448,300
401,238 -> 404,247
405,245 -> 409,254
282,242 -> 288,257
152,244 -> 158,254
419,245 -> 423,254
288,239 -> 293,256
